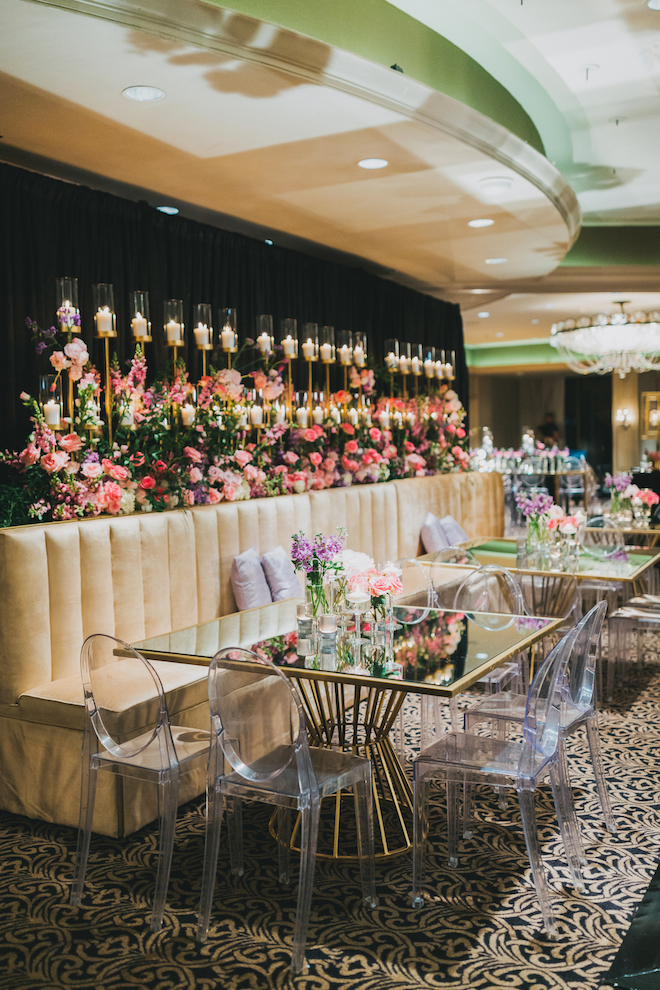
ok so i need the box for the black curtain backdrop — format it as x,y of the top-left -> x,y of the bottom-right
0,161 -> 466,452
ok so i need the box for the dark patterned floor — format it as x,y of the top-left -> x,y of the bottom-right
3,654 -> 660,990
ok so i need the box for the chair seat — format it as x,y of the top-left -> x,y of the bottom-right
417,731 -> 550,780
466,691 -> 583,729
96,725 -> 210,772
220,746 -> 370,806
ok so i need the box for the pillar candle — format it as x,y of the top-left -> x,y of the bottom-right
131,313 -> 148,337
320,343 -> 333,361
275,404 -> 286,424
166,320 -> 182,343
296,406 -> 309,427
302,338 -> 316,359
348,408 -> 359,426
181,404 -> 196,426
399,356 -> 409,373
120,405 -> 134,427
44,400 -> 60,425
380,411 -> 390,430
411,356 -> 421,375
95,307 -> 113,334
385,352 -> 399,370
424,359 -> 435,378
257,332 -> 271,354
353,345 -> 365,367
282,335 -> 296,356
194,323 -> 209,347
250,405 -> 263,426
331,406 -> 341,424
313,405 -> 324,425
221,326 -> 235,349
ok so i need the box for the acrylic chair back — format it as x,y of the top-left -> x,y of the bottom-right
391,557 -> 432,622
453,564 -> 526,631
519,627 -> 578,779
80,632 -> 178,769
578,518 -> 625,559
515,569 -> 580,624
208,647 -> 317,796
563,600 -> 607,713
431,546 -> 478,609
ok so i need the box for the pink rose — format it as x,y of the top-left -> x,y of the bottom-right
322,458 -> 335,472
19,443 -> 40,467
456,427 -> 466,439
263,381 -> 284,401
183,489 -> 195,506
341,455 -> 359,473
309,452 -> 322,467
19,391 -> 30,401
244,464 -> 259,481
108,464 -> 129,482
224,484 -> 238,501
49,351 -> 70,371
234,449 -> 253,469
208,488 -> 222,504
404,440 -> 415,453
341,423 -> 355,435
189,466 -> 203,484
384,445 -> 398,459
65,460 -> 81,475
312,425 -> 324,438
64,338 -> 89,364
184,446 -> 203,463
345,440 -> 358,454
283,451 -> 299,465
304,429 -> 318,442
58,433 -> 83,453
252,371 -> 268,390
102,481 -> 122,514
81,461 -> 104,480
452,446 -> 463,457
368,427 -> 381,442
40,450 -> 69,474
139,475 -> 156,490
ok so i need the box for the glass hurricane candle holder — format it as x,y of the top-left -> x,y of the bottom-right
92,284 -> 117,338
39,374 -> 64,430
301,323 -> 318,413
353,331 -> 367,368
280,318 -> 298,419
194,303 -> 214,376
319,325 -> 335,363
56,277 -> 81,333
131,291 -> 152,342
164,299 -> 185,349
219,307 -> 238,359
256,314 -> 274,357
410,343 -> 423,394
399,341 -> 411,398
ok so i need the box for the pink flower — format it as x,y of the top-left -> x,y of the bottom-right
368,427 -> 382,442
446,424 -> 456,435
19,391 -> 30,401
184,446 -> 203,463
208,465 -> 222,482
384,445 -> 398,459
283,451 -> 299,465
64,338 -> 89,364
341,455 -> 359,473
370,574 -> 403,597
322,457 -> 335,472
252,371 -> 268,390
19,443 -> 40,466
263,381 -> 284,401
309,452 -> 323,467
40,450 -> 70,474
58,433 -> 83,453
312,424 -> 324,438
81,461 -> 104,480
345,440 -> 358,454
305,428 -> 318,442
456,428 -> 466,439
139,475 -> 156,490
49,351 -> 70,371
108,464 -> 128,482
189,466 -> 203,484
208,488 -> 222,504
102,481 -> 122,514
244,464 -> 259,481
234,449 -> 253,468
183,489 -> 195,506
341,423 -> 355,435
451,446 -> 463,457
224,484 -> 238,501
404,440 -> 415,453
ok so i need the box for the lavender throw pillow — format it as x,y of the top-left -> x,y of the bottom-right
261,546 -> 303,602
230,548 -> 273,611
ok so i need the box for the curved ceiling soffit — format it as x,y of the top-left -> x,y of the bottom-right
27,0 -> 582,247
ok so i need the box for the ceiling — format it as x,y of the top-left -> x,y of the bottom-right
1,0 -> 659,358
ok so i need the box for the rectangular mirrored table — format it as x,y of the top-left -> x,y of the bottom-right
134,601 -> 561,860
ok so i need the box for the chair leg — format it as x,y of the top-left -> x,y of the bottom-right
446,770 -> 461,868
412,771 -> 430,908
226,796 -> 244,877
353,777 -> 377,908
290,804 -> 320,976
150,771 -> 179,932
276,807 -> 292,884
70,747 -> 98,908
196,782 -> 225,943
585,716 -> 617,834
517,786 -> 558,938
549,758 -> 585,887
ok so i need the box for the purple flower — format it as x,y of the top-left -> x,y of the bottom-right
35,342 -> 47,355
515,490 -> 554,518
44,326 -> 57,337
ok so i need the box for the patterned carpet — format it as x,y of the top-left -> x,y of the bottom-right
3,650 -> 660,990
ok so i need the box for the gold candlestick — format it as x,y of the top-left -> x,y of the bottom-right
197,343 -> 213,378
93,292 -> 118,445
306,359 -> 314,415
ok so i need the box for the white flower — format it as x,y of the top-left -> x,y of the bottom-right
337,549 -> 375,580
119,490 -> 136,515
140,502 -> 153,512
624,484 -> 640,499
293,479 -> 306,494
547,503 -> 565,520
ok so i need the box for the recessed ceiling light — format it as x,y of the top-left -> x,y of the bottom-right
468,218 -> 494,228
531,319 -> 539,324
470,288 -> 491,294
156,205 -> 178,215
122,85 -> 165,102
496,332 -> 504,337
477,311 -> 490,318
479,176 -> 513,195
357,158 -> 388,169
485,257 -> 507,265
264,239 -> 273,245
648,0 -> 660,10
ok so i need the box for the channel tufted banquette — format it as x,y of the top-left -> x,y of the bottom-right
0,472 -> 503,836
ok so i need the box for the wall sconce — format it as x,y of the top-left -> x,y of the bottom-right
616,408 -> 632,429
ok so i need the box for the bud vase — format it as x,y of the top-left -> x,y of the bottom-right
306,570 -> 329,618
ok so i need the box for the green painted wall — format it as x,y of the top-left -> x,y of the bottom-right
209,0 -> 544,154
466,341 -> 564,369
560,226 -> 660,266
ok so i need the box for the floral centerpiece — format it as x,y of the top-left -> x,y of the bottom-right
347,562 -> 404,622
515,489 -> 554,553
631,487 -> 660,527
605,472 -> 633,518
290,529 -> 346,616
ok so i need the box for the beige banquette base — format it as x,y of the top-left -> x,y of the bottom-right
0,471 -> 503,837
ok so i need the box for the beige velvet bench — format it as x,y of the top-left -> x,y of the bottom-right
0,472 -> 504,837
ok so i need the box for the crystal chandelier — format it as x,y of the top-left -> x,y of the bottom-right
549,304 -> 660,378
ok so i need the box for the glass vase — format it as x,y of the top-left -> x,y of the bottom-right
306,571 -> 329,618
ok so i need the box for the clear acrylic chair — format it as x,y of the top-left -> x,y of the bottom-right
431,545 -> 479,609
392,557 -> 434,610
70,633 -> 210,931
577,517 -> 625,615
412,630 -> 585,937
196,647 -> 377,975
516,566 -> 581,634
608,596 -> 660,701
464,601 -> 615,838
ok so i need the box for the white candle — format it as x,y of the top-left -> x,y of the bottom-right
411,356 -> 421,375
131,312 -> 148,337
406,412 -> 416,427
194,323 -> 209,347
320,342 -> 333,362
399,356 -> 409,374
121,405 -> 134,427
424,359 -> 435,378
282,335 -> 296,356
296,407 -> 309,427
385,352 -> 399,370
435,361 -> 444,378
238,410 -> 248,428
95,307 -> 113,335
44,400 -> 60,425
380,411 -> 390,430
216,413 -> 223,428
275,403 -> 286,424
349,408 -> 359,426
444,363 -> 453,378
257,332 -> 271,354
353,345 -> 365,367
250,405 -> 263,426
365,412 -> 372,426
221,325 -> 235,350
313,405 -> 324,425
338,345 -> 352,365
331,406 -> 341,424
166,320 -> 182,343
302,338 -> 316,360
181,404 -> 195,426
